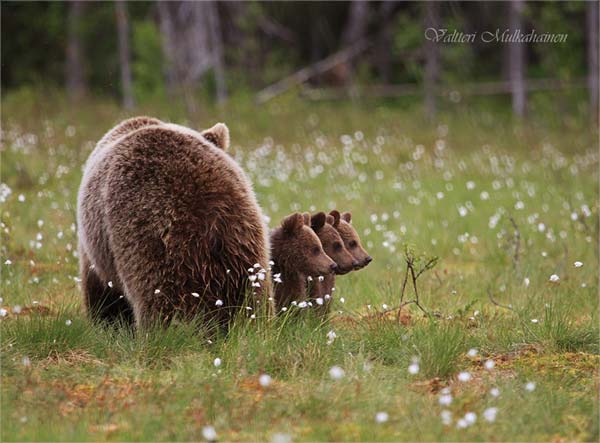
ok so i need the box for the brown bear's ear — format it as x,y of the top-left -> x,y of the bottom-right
311,212 -> 326,230
341,211 -> 352,223
282,213 -> 304,234
329,210 -> 341,226
201,122 -> 230,151
302,212 -> 311,225
325,214 -> 335,225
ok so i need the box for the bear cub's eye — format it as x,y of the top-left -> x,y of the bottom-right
312,246 -> 321,256
349,240 -> 357,248
333,242 -> 342,252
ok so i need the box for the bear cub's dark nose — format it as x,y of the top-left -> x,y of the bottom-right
330,263 -> 338,272
364,256 -> 373,265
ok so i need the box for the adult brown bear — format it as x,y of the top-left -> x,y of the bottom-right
77,118 -> 270,330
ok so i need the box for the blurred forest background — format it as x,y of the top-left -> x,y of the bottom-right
2,0 -> 599,122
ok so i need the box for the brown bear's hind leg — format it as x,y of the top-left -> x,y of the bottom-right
80,251 -> 134,327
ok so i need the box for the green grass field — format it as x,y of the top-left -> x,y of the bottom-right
1,91 -> 598,441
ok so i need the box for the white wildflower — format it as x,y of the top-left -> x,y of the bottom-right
457,371 -> 472,382
259,374 -> 272,387
329,365 -> 345,380
483,407 -> 498,422
440,410 -> 452,425
375,411 -> 389,423
202,425 -> 217,441
408,363 -> 419,375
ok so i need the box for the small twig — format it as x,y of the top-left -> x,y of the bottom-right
509,216 -> 521,270
487,287 -> 514,311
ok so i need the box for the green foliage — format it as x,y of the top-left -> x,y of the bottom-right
132,20 -> 166,102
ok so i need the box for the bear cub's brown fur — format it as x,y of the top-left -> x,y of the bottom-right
270,212 -> 336,312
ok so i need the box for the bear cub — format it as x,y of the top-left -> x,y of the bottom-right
270,212 -> 337,312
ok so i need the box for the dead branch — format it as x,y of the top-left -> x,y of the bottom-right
509,216 -> 521,270
487,287 -> 514,311
255,39 -> 370,103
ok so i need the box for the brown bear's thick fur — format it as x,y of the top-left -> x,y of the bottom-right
270,213 -> 336,312
77,117 -> 270,330
308,211 -> 357,317
330,210 -> 372,270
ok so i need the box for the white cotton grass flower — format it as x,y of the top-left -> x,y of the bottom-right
484,359 -> 495,370
531,318 -> 539,324
65,319 -> 72,326
22,356 -> 31,367
326,330 -> 337,345
213,357 -> 222,368
259,373 -> 272,387
307,276 -> 313,282
438,393 -> 452,406
457,371 -> 472,382
483,407 -> 498,422
0,308 -> 8,317
13,305 -> 22,314
192,292 -> 200,298
408,362 -> 420,375
154,288 -> 160,294
271,433 -> 292,443
464,412 -> 477,425
318,275 -> 324,282
490,387 -> 500,397
456,418 -> 468,429
329,365 -> 345,380
214,299 -> 223,306
467,348 -> 478,358
549,274 -> 560,283
316,297 -> 324,306
440,410 -> 452,425
375,411 -> 389,423
524,277 -> 530,287
525,381 -> 536,392
297,301 -> 308,308
202,425 -> 217,441
574,261 -> 583,268
339,297 -> 345,304
108,281 -> 114,288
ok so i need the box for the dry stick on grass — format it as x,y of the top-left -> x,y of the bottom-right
487,287 -> 514,311
509,216 -> 521,270
396,250 -> 439,322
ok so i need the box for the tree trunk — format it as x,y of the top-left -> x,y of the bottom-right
115,1 -> 134,109
424,1 -> 439,119
340,1 -> 369,85
66,1 -> 86,101
587,0 -> 599,124
376,1 -> 395,84
509,0 -> 526,117
206,1 -> 227,104
157,1 -> 177,97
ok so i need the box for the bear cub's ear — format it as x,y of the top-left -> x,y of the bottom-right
341,211 -> 352,223
302,212 -> 311,225
325,214 -> 335,225
282,213 -> 304,234
329,210 -> 341,227
201,122 -> 230,151
311,212 -> 327,231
